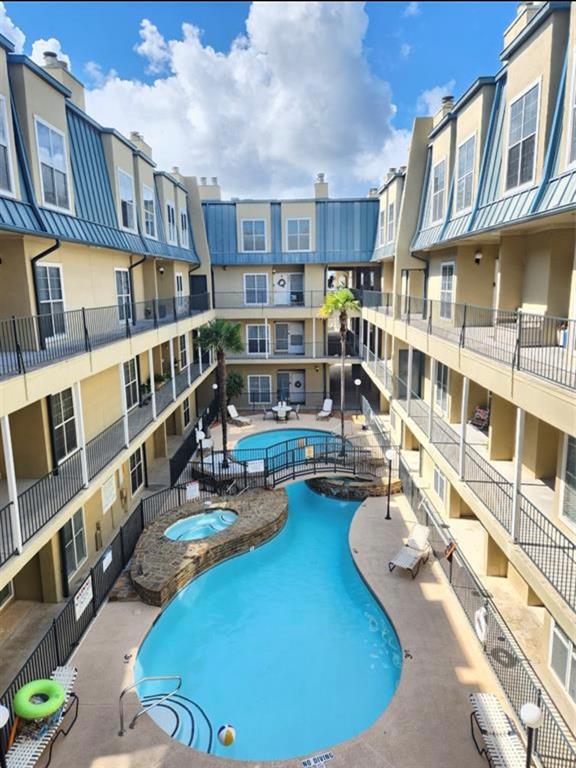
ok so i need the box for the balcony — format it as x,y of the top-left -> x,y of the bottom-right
227,334 -> 360,361
0,293 -> 211,381
213,291 -> 326,312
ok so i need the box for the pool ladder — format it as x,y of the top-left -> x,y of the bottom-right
118,675 -> 182,736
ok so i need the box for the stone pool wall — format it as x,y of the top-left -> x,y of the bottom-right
131,489 -> 288,606
306,476 -> 402,501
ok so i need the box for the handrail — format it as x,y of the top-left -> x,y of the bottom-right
118,674 -> 182,736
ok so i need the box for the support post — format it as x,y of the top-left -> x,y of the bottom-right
198,345 -> 203,374
428,357 -> 436,438
119,363 -> 130,447
0,415 -> 23,553
511,407 -> 525,541
169,338 -> 176,400
186,334 -> 192,387
459,376 -> 469,478
359,317 -> 364,353
148,348 -> 157,419
383,331 -> 389,388
264,318 -> 270,360
72,382 -> 89,487
312,317 -> 316,358
406,345 -> 413,416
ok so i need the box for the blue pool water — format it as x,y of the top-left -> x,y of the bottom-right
165,509 -> 237,541
233,428 -> 346,471
136,481 -> 402,761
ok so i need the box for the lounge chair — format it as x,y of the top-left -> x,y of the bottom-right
317,398 -> 333,420
388,524 -> 431,578
227,404 -> 252,426
469,693 -> 525,767
195,428 -> 213,451
289,404 -> 301,420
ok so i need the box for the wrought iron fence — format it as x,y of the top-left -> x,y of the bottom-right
213,290 -> 326,310
86,417 -> 125,481
169,400 -> 219,486
0,502 -> 14,568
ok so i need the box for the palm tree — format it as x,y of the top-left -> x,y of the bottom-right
197,320 -> 243,468
319,288 -> 360,440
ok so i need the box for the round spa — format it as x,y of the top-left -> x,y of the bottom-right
164,509 -> 237,542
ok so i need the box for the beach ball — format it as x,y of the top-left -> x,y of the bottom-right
218,724 -> 236,747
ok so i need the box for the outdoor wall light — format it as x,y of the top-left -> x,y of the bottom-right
521,701 -> 543,768
157,266 -> 165,275
474,249 -> 482,265
212,383 -> 218,390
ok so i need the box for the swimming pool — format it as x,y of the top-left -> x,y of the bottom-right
233,428 -> 348,471
164,509 -> 237,541
136,480 -> 402,761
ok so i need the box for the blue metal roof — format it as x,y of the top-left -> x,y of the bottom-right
203,198 -> 378,264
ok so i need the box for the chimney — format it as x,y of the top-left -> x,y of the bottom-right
129,131 -> 153,159
432,95 -> 454,127
314,172 -> 329,199
197,175 -> 221,201
503,2 -> 543,51
41,51 -> 85,110
171,166 -> 183,181
368,187 -> 379,198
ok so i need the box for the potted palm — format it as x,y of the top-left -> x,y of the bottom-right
319,288 -> 360,440
197,320 -> 243,468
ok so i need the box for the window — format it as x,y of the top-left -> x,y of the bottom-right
50,387 -> 78,463
183,397 -> 190,427
242,219 -> 266,252
430,159 -> 446,223
180,210 -> 190,248
286,218 -> 310,251
506,83 -> 539,190
562,435 -> 576,529
143,185 -> 156,238
179,334 -> 188,369
115,268 -> 132,323
387,202 -> 395,243
0,96 -> 13,194
433,467 -> 446,504
244,273 -> 268,305
440,262 -> 454,320
118,169 -> 135,231
0,580 -> 13,610
166,201 -> 177,244
435,362 -> 449,414
248,375 -> 272,404
62,510 -> 86,578
550,621 -> 576,703
129,447 -> 144,494
123,359 -> 139,411
35,118 -> 69,210
456,135 -> 475,211
247,324 -> 268,355
378,210 -> 386,246
175,272 -> 185,311
36,263 -> 65,339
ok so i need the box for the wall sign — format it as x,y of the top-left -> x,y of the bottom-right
101,474 -> 116,513
186,481 -> 200,500
74,576 -> 93,621
247,459 -> 265,474
102,547 -> 113,573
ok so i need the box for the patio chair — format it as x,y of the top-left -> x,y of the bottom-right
469,693 -> 525,767
317,398 -> 333,420
227,404 -> 252,427
289,404 -> 301,420
388,524 -> 431,578
262,407 -> 275,420
195,428 -> 213,451
469,406 -> 490,431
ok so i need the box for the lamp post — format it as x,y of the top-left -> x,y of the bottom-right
385,447 -> 394,520
521,701 -> 542,768
354,378 -> 361,416
0,703 -> 9,768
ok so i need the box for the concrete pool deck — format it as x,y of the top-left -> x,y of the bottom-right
48,488 -> 509,768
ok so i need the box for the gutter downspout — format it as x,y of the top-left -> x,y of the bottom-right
128,254 -> 147,326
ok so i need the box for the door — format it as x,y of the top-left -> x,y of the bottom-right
440,262 -> 454,320
275,323 -> 304,354
277,370 -> 305,403
274,273 -> 291,306
190,273 -> 209,311
175,272 -> 184,311
115,268 -> 132,323
289,273 -> 304,305
397,349 -> 424,399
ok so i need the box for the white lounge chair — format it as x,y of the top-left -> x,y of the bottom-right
388,524 -> 431,578
316,398 -> 333,420
195,429 -> 213,451
227,404 -> 252,426
469,693 -> 525,767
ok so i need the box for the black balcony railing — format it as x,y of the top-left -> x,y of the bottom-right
128,401 -> 154,441
0,293 -> 211,380
213,290 -> 326,311
86,417 -> 126,481
0,502 -> 14,568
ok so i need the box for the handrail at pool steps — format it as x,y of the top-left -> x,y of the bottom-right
119,674 -> 182,736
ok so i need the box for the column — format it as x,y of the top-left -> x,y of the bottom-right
511,407 -> 525,541
428,357 -> 436,437
359,317 -> 364,353
312,317 -> 316,358
459,376 -> 469,478
264,317 -> 270,360
406,345 -> 413,416
72,382 -> 89,487
1,415 -> 23,553
374,325 -> 380,366
169,338 -> 176,400
148,348 -> 157,419
383,331 -> 389,388
119,363 -> 130,447
186,333 -> 192,387
198,343 -> 203,374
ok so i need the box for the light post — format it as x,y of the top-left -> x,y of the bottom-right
354,378 -> 362,416
0,703 -> 9,768
385,447 -> 394,520
521,701 -> 542,768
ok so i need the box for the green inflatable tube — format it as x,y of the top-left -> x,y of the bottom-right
13,679 -> 65,720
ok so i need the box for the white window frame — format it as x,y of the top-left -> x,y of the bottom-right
246,323 -> 269,355
36,262 -> 67,340
243,272 -> 269,305
568,46 -> 576,169
62,508 -> 87,579
0,95 -> 14,197
117,168 -> 136,232
434,362 -> 449,414
559,434 -> 576,533
34,115 -> 70,212
548,619 -> 576,704
247,374 -> 272,404
285,218 -> 311,252
241,218 -> 267,253
183,397 -> 190,427
143,184 -> 157,239
123,359 -> 139,412
115,267 -> 132,324
179,333 -> 188,369
175,272 -> 185,311
440,261 -> 455,321
129,446 -> 144,495
180,209 -> 190,248
166,201 -> 177,245
433,467 -> 446,504
430,158 -> 446,224
455,133 -> 476,213
378,209 -> 386,246
387,201 -> 395,243
50,387 -> 78,464
504,79 -> 541,194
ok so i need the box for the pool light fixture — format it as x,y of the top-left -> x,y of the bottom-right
385,447 -> 395,520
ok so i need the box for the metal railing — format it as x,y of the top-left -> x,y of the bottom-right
169,400 -> 219,486
128,401 -> 154,441
226,335 -> 360,361
359,290 -> 393,314
213,290 -> 326,311
119,675 -> 182,736
228,391 -> 356,413
0,293 -> 211,380
86,417 -> 125,481
0,502 -> 14,568
394,295 -> 576,391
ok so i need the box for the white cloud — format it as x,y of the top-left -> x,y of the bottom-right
85,1 -> 409,198
416,78 -> 456,115
403,2 -> 420,18
30,37 -> 71,70
84,60 -> 118,87
400,42 -> 411,59
0,2 -> 24,52
134,18 -> 170,73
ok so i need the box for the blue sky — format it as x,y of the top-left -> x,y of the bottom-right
1,1 -> 517,196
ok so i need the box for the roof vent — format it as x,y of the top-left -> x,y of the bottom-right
171,166 -> 180,176
199,176 -> 207,185
211,177 -> 218,186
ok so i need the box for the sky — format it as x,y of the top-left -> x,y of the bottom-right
1,1 -> 516,198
